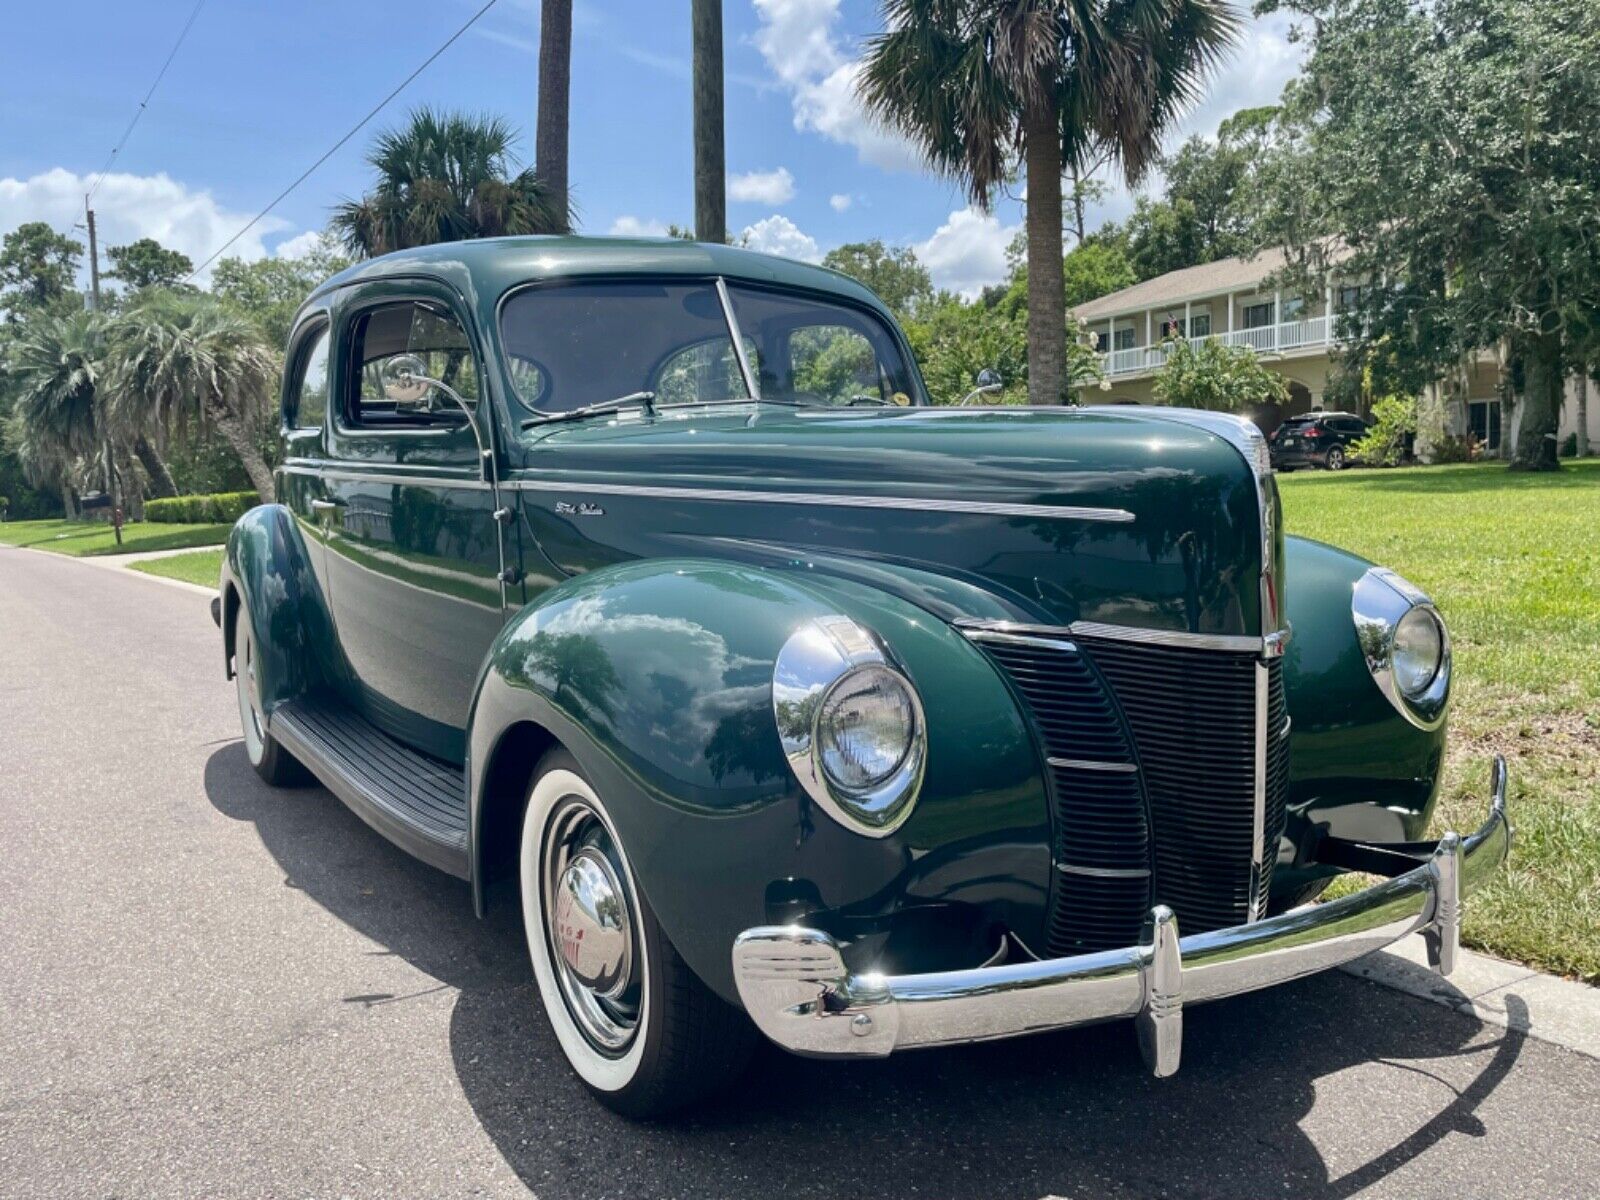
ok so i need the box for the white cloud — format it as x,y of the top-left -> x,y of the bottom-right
739,214 -> 821,263
829,193 -> 853,212
272,230 -> 326,260
609,215 -> 671,237
751,0 -> 920,171
913,207 -> 1020,299
0,167 -> 289,285
728,167 -> 796,205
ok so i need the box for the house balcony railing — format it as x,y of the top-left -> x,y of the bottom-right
1099,315 -> 1334,378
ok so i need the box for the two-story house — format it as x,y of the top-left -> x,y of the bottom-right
1071,249 -> 1597,457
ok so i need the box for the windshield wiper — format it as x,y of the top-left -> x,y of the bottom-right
523,391 -> 657,428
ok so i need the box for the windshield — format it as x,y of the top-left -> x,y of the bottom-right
499,278 -> 921,416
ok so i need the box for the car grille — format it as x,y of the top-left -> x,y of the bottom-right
972,632 -> 1289,955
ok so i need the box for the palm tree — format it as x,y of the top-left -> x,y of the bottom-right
331,108 -> 564,257
861,0 -> 1238,405
692,0 -> 726,243
107,293 -> 281,502
536,0 -> 574,232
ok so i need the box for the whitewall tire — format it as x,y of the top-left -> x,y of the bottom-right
520,750 -> 754,1116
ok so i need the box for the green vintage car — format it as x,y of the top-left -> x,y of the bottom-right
219,236 -> 1509,1116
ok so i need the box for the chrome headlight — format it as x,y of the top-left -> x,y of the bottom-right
1352,568 -> 1451,729
773,616 -> 926,836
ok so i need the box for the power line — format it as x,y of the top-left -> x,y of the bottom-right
184,0 -> 504,282
86,0 -> 210,208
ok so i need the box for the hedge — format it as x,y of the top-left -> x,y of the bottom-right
144,491 -> 261,524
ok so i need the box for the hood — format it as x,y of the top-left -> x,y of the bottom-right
512,405 -> 1273,637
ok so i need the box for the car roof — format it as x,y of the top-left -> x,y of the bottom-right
309,235 -> 884,311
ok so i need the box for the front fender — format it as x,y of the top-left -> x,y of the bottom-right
1277,535 -> 1449,894
221,504 -> 341,719
466,557 -> 1049,1005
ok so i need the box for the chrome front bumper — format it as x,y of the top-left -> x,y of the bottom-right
732,758 -> 1510,1077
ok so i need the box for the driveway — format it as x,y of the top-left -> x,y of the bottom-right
2,546 -> 1597,1199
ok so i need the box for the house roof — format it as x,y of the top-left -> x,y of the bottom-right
1072,248 -> 1295,320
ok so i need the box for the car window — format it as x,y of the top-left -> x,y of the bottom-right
724,284 -> 917,406
347,301 -> 479,428
501,281 -> 746,414
654,335 -> 761,407
288,326 -> 330,430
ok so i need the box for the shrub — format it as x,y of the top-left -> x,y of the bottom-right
1349,395 -> 1417,466
145,490 -> 260,524
1561,432 -> 1579,458
1430,433 -> 1482,463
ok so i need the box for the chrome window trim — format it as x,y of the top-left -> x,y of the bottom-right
510,479 -> 1134,523
772,615 -> 926,838
715,276 -> 760,400
278,462 -> 493,491
1352,567 -> 1452,730
956,618 -> 1287,656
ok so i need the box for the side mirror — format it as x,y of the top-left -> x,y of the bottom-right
382,354 -> 434,408
958,367 -> 1005,406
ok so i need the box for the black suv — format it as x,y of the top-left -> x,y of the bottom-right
1271,411 -> 1372,471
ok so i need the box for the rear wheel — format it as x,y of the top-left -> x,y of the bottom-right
1325,445 -> 1346,470
520,750 -> 754,1117
233,602 -> 308,786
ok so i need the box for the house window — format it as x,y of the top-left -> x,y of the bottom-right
1189,313 -> 1212,338
1112,327 -> 1135,351
1339,285 -> 1366,311
1243,302 -> 1275,330
1281,297 -> 1306,322
1468,400 -> 1502,451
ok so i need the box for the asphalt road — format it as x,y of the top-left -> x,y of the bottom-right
3,545 -> 1598,1200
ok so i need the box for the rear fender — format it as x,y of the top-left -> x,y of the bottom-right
221,504 -> 341,719
465,557 -> 1048,1005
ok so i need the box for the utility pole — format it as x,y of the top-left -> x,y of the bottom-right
85,197 -> 103,312
692,0 -> 726,245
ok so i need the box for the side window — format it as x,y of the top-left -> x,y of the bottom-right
287,327 -> 330,430
346,301 -> 479,428
654,336 -> 758,406
787,325 -> 887,405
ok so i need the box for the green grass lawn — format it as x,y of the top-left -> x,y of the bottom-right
127,548 -> 225,588
1279,459 -> 1600,982
0,517 -> 231,556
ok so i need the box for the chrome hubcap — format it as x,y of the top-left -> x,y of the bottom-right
542,798 -> 641,1053
553,850 -> 632,997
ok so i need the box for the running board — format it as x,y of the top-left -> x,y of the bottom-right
270,694 -> 469,879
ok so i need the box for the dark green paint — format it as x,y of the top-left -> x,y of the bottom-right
218,236 -> 1447,992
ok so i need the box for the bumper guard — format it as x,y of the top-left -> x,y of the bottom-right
732,757 -> 1510,1077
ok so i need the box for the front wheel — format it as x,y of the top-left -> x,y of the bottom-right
520,751 -> 754,1117
1325,445 -> 1346,471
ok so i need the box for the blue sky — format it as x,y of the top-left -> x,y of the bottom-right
0,0 -> 1304,296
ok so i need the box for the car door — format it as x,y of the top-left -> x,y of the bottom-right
321,284 -> 511,761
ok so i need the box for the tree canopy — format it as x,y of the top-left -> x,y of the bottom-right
0,222 -> 83,318
1258,0 -> 1600,469
331,108 -> 564,257
821,240 -> 934,321
106,238 -> 194,292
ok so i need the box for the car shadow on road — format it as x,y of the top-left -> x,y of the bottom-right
205,743 -> 1527,1200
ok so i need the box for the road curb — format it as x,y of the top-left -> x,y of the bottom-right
1344,933 -> 1600,1060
